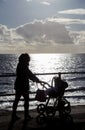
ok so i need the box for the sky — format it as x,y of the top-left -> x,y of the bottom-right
0,0 -> 85,53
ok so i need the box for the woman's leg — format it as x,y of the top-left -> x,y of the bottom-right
23,91 -> 29,119
12,91 -> 21,119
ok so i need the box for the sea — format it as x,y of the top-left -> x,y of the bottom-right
0,53 -> 85,110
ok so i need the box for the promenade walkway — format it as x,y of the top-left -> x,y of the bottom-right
0,105 -> 85,130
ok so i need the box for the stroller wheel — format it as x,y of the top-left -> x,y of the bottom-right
36,114 -> 46,125
58,101 -> 71,115
37,104 -> 46,114
64,102 -> 71,114
46,106 -> 56,117
64,106 -> 71,114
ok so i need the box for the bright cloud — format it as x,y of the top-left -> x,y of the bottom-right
47,18 -> 85,25
26,0 -> 32,2
58,8 -> 85,15
41,1 -> 51,5
0,24 -> 24,43
69,31 -> 85,45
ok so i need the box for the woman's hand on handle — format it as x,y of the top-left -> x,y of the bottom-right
39,80 -> 51,88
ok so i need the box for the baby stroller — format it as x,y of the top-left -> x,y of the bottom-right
35,76 -> 73,125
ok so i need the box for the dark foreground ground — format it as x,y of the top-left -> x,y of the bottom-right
0,105 -> 85,130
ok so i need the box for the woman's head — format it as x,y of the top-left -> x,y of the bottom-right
19,53 -> 30,64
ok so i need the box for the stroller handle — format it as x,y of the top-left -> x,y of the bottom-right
40,81 -> 51,89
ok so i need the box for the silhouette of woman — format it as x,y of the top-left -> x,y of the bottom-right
12,53 -> 42,121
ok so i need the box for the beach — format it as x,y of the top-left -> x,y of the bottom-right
0,105 -> 85,130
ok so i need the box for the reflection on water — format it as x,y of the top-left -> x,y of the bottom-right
0,53 -> 85,109
30,53 -> 85,73
30,53 -> 70,73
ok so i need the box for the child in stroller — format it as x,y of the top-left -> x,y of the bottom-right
45,76 -> 68,98
36,75 -> 72,124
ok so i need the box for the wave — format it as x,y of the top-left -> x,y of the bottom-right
65,87 -> 85,92
64,95 -> 85,99
0,91 -> 7,95
68,76 -> 85,81
0,82 -> 11,85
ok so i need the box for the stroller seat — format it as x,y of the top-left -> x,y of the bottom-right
45,77 -> 68,99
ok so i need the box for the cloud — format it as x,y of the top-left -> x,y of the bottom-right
15,20 -> 73,45
0,17 -> 84,46
47,10 -> 85,45
0,10 -> 85,53
0,19 -> 73,53
47,17 -> 85,25
26,0 -> 32,2
41,1 -> 51,5
0,43 -> 85,54
58,8 -> 85,15
0,24 -> 24,43
69,31 -> 85,45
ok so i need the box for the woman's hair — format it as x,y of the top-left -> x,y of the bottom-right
19,53 -> 30,63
